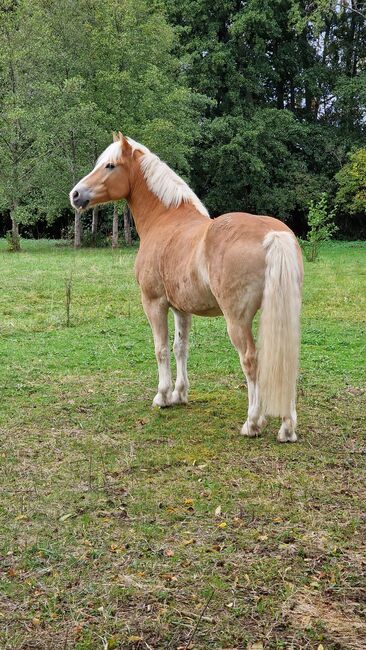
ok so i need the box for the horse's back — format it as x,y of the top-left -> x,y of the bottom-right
205,212 -> 296,316
210,211 -> 292,239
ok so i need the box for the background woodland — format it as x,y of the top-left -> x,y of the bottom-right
1,0 -> 365,241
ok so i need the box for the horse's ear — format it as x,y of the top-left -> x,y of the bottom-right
121,134 -> 132,156
112,131 -> 119,143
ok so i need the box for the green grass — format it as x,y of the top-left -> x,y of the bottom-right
0,238 -> 365,649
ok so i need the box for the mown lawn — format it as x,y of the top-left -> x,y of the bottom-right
0,239 -> 365,650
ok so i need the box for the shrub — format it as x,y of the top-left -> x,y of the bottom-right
302,194 -> 337,262
6,230 -> 21,252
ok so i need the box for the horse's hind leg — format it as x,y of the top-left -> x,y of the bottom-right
226,319 -> 266,437
172,310 -> 192,404
141,294 -> 173,407
278,403 -> 297,442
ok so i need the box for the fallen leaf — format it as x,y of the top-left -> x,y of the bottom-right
128,635 -> 143,643
184,498 -> 193,505
218,522 -> 227,529
161,574 -> 178,582
164,548 -> 174,557
215,505 -> 222,517
110,543 -> 125,553
31,617 -> 41,627
59,513 -> 74,522
183,538 -> 195,546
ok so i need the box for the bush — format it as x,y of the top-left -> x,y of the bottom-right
6,230 -> 21,252
301,194 -> 337,262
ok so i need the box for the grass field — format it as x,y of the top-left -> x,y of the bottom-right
0,239 -> 365,650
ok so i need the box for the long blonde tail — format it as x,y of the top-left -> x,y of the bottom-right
257,231 -> 302,417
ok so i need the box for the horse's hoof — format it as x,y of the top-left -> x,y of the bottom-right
277,428 -> 297,443
152,392 -> 172,408
172,389 -> 188,405
241,421 -> 260,437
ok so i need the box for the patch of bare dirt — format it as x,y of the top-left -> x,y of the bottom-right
286,590 -> 366,649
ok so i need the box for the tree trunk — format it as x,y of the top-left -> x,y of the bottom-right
276,81 -> 284,110
10,206 -> 21,251
123,204 -> 132,246
91,206 -> 99,244
74,210 -> 82,248
112,203 -> 119,249
290,80 -> 295,112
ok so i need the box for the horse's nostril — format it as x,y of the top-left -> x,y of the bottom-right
73,190 -> 79,199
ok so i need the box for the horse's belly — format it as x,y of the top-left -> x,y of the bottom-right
165,277 -> 221,317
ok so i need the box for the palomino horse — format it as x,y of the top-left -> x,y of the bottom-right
70,133 -> 303,442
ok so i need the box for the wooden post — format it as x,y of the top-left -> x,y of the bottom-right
74,210 -> 81,248
123,204 -> 132,246
112,203 -> 119,249
91,206 -> 99,244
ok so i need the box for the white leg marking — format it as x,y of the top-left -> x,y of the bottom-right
241,376 -> 263,437
141,295 -> 173,407
153,343 -> 173,407
172,310 -> 191,404
277,402 -> 298,442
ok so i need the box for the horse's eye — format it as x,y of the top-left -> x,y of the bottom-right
105,163 -> 115,170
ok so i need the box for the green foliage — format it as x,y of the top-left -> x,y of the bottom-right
0,0 -> 366,237
336,148 -> 366,215
200,109 -> 331,220
81,230 -> 111,249
302,194 -> 337,261
165,0 -> 366,232
5,230 -> 21,252
0,0 -> 199,231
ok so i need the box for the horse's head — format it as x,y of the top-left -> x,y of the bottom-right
70,132 -> 133,211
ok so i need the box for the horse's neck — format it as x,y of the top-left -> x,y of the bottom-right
127,158 -> 207,238
127,166 -> 164,238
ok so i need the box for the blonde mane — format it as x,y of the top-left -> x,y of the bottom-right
96,138 -> 209,217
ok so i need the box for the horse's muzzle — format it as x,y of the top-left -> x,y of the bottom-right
70,185 -> 91,210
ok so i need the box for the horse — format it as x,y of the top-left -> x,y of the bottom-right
70,132 -> 303,442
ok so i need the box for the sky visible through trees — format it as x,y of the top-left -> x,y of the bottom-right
0,0 -> 365,240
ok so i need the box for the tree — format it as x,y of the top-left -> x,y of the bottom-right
112,203 -> 119,249
165,0 -> 366,234
0,0 -> 200,244
0,1 -> 49,249
123,204 -> 132,246
302,193 -> 337,261
335,148 -> 366,237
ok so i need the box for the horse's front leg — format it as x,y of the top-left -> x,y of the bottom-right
172,309 -> 192,404
141,294 -> 173,407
